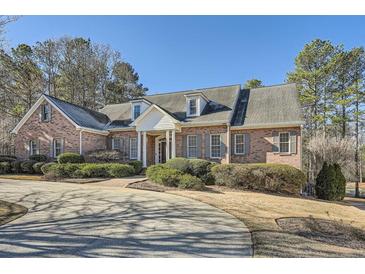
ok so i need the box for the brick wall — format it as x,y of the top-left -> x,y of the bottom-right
81,131 -> 107,154
230,127 -> 301,169
14,103 -> 80,159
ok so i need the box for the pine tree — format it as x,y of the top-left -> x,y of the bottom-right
333,163 -> 346,200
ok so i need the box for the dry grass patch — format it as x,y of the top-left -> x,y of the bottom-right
168,187 -> 365,257
0,200 -> 27,226
0,174 -> 44,181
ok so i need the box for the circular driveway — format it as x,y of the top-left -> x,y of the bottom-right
0,179 -> 252,257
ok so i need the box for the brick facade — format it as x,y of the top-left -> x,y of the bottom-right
14,103 -> 301,169
14,103 -> 80,159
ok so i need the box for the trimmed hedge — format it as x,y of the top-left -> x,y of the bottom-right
0,155 -> 16,159
108,164 -> 135,178
211,163 -> 306,195
178,174 -> 204,190
0,156 -> 17,163
165,158 -> 191,173
29,154 -> 47,162
41,162 -> 57,175
189,159 -> 216,185
128,160 -> 143,175
32,162 -> 45,174
20,160 -> 37,174
85,149 -> 125,163
0,162 -> 11,174
11,160 -> 23,173
57,153 -> 85,164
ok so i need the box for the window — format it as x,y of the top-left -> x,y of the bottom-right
235,134 -> 245,154
210,134 -> 221,158
187,135 -> 197,158
188,99 -> 197,116
279,132 -> 290,153
112,138 -> 121,150
130,138 -> 138,159
53,139 -> 63,157
29,140 -> 39,155
41,104 -> 50,121
133,104 -> 141,120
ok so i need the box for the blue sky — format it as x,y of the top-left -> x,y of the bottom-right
5,16 -> 365,94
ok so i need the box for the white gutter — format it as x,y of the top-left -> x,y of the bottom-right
231,122 -> 304,130
79,130 -> 83,154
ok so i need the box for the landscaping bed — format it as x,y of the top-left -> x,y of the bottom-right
169,187 -> 365,257
0,200 -> 28,226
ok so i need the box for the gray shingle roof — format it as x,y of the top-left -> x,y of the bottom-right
231,83 -> 304,127
45,95 -> 110,130
44,83 -> 303,132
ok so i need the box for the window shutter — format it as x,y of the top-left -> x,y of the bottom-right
26,141 -> 30,156
61,139 -> 65,154
231,133 -> 235,155
37,139 -> 41,155
220,133 -> 226,159
125,137 -> 130,160
205,134 -> 210,158
49,105 -> 52,121
39,107 -> 42,122
272,131 -> 279,152
196,134 -> 202,158
50,139 -> 54,158
290,131 -> 297,154
107,137 -> 112,150
244,133 -> 250,155
182,135 -> 187,158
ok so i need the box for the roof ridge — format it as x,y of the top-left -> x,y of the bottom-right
248,82 -> 296,90
144,84 -> 241,97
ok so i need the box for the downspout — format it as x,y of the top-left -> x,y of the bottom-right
79,130 -> 83,155
226,123 -> 231,163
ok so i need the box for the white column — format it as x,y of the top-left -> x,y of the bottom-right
137,131 -> 141,161
171,130 -> 176,158
79,130 -> 83,155
166,130 -> 170,161
143,131 -> 147,167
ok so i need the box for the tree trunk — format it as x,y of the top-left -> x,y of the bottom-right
355,86 -> 360,198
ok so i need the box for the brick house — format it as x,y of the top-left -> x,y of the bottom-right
11,83 -> 304,169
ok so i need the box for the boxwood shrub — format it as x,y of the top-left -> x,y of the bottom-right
178,174 -> 204,190
79,163 -> 109,178
128,160 -> 143,175
32,162 -> 45,174
0,156 -> 17,163
189,159 -> 216,185
41,162 -> 57,175
57,153 -> 85,164
0,162 -> 11,174
29,154 -> 48,162
108,164 -> 135,178
146,164 -> 183,187
165,157 -> 191,173
11,160 -> 23,173
20,160 -> 38,174
211,163 -> 306,195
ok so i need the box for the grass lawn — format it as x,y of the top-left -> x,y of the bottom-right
0,200 -> 28,226
168,186 -> 365,257
0,174 -> 44,181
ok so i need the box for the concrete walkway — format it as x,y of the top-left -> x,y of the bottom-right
0,179 -> 252,258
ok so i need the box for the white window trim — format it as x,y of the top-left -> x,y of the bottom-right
53,138 -> 63,158
187,98 -> 199,117
234,134 -> 245,155
130,137 -> 138,160
279,132 -> 290,154
187,135 -> 197,158
112,137 -> 121,150
133,104 -> 141,120
210,134 -> 221,159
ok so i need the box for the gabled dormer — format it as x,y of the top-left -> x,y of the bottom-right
184,92 -> 209,117
130,98 -> 151,121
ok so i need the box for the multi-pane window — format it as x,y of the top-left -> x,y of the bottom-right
41,104 -> 50,121
112,138 -> 121,150
279,132 -> 290,153
235,134 -> 245,154
210,134 -> 221,158
187,135 -> 197,158
133,105 -> 141,120
130,138 -> 138,159
188,99 -> 197,116
53,139 -> 63,157
29,140 -> 39,155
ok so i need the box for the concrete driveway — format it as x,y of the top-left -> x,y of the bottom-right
0,179 -> 252,257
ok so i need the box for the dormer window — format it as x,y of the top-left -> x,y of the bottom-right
188,99 -> 197,116
41,104 -> 50,122
133,104 -> 141,120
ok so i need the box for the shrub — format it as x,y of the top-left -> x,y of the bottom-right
0,162 -> 11,174
0,156 -> 17,163
128,160 -> 143,174
85,149 -> 124,163
212,163 -> 306,195
20,160 -> 37,174
178,174 -> 204,190
32,162 -> 45,174
57,152 -> 85,164
189,159 -> 216,185
41,162 -> 57,175
46,163 -> 83,178
334,163 -> 346,200
108,164 -> 135,178
165,157 -> 191,173
146,165 -> 183,187
0,154 -> 16,159
29,154 -> 47,162
79,163 -> 110,178
11,160 -> 23,173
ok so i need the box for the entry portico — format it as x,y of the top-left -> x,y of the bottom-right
131,104 -> 181,167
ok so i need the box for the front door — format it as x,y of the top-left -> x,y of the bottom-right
159,139 -> 167,163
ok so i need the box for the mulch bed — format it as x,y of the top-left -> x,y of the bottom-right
127,180 -> 169,192
276,217 -> 365,250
